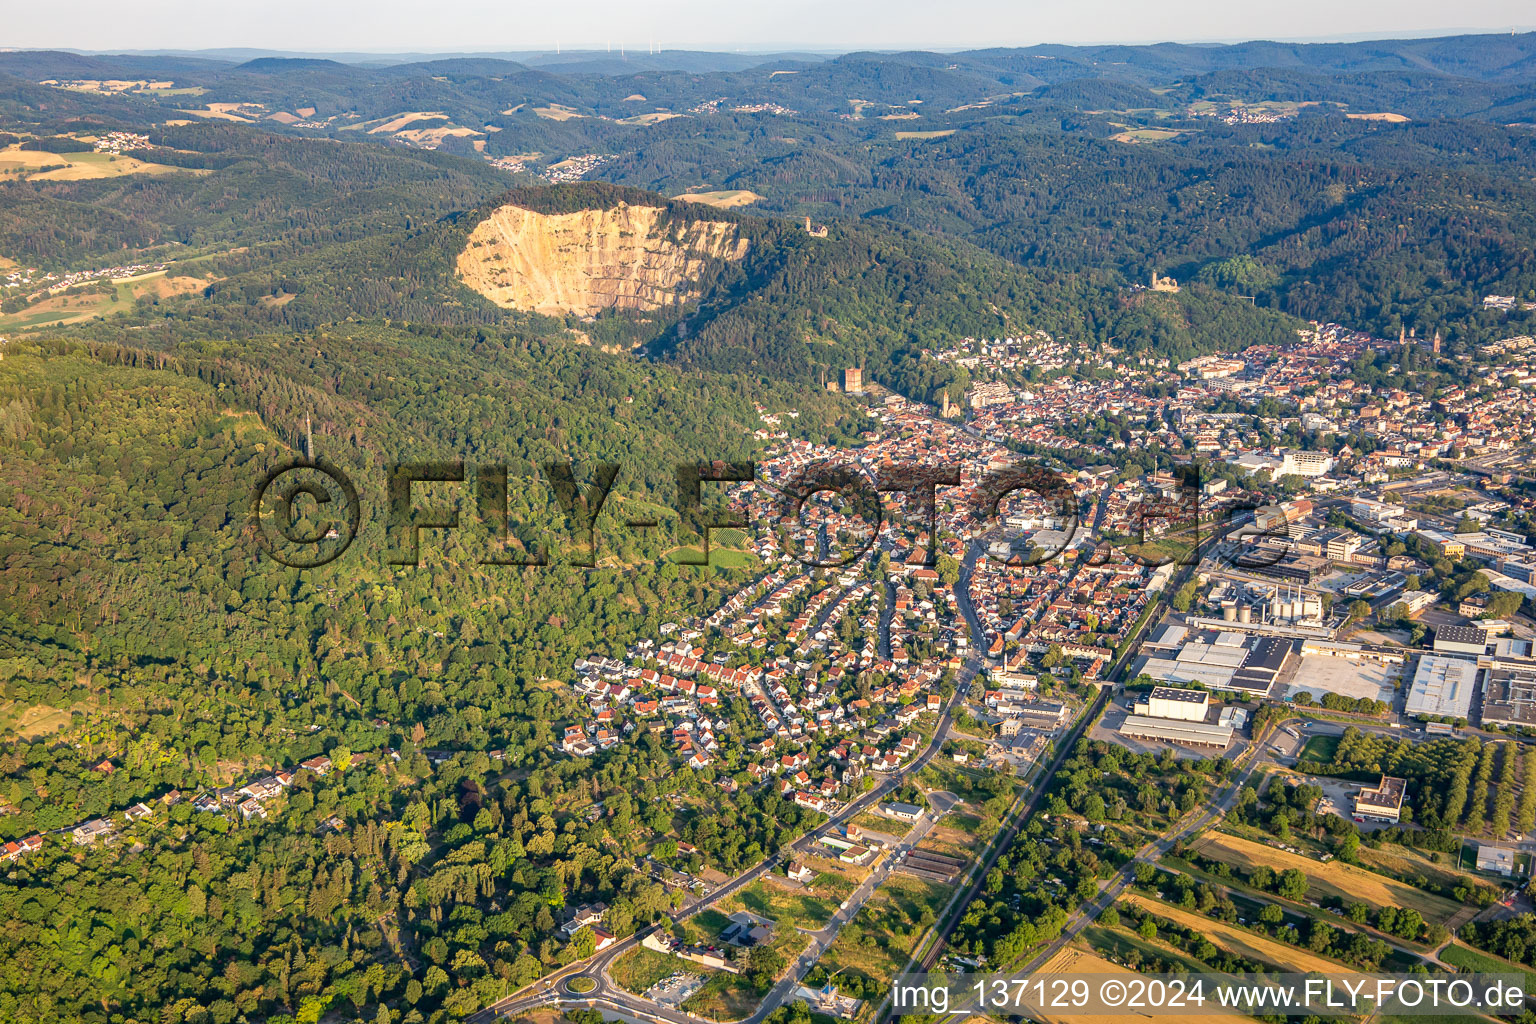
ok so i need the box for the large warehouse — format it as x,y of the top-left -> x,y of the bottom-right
1434,624 -> 1491,657
1138,686 -> 1210,722
1480,665 -> 1536,727
1137,631 -> 1295,695
1119,715 -> 1234,750
1404,656 -> 1479,720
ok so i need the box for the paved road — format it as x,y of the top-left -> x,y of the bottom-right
477,485 -> 1179,1024
472,661 -> 985,1024
472,531 -> 1015,1024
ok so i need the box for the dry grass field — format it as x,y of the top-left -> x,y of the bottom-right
1190,832 -> 1464,925
817,872 -> 948,990
533,104 -> 589,121
366,112 -> 451,134
715,864 -> 857,930
0,703 -> 73,740
1356,843 -> 1499,903
0,145 -> 199,183
0,270 -> 209,331
672,189 -> 763,208
619,112 -> 687,126
1033,945 -> 1254,1024
1109,127 -> 1186,143
1347,112 -> 1410,122
894,129 -> 956,139
1123,895 -> 1348,973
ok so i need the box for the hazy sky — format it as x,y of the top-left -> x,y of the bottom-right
6,0 -> 1533,53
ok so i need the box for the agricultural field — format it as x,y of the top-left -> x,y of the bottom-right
1190,833 -> 1465,926
672,190 -> 763,208
665,546 -> 757,568
1109,127 -> 1187,144
1032,945 -> 1253,1024
1123,895 -> 1350,974
0,271 -> 209,331
894,129 -> 955,140
533,104 -> 589,121
0,145 -> 201,183
618,112 -> 686,126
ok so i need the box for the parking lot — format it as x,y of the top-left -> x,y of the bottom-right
1283,654 -> 1402,705
644,971 -> 708,1008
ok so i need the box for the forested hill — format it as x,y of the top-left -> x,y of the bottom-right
27,170 -> 1302,400
646,208 -> 1303,394
6,32 -> 1536,354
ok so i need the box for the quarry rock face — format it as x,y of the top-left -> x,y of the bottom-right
457,202 -> 748,316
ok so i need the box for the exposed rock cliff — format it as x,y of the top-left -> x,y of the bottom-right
457,202 -> 748,316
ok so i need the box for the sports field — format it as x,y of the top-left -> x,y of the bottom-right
1190,832 -> 1464,926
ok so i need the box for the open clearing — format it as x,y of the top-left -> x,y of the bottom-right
0,703 -> 72,740
533,104 -> 589,121
894,129 -> 955,140
0,145 -> 200,183
619,112 -> 687,125
665,546 -> 757,568
397,125 -> 482,145
817,872 -> 948,990
1440,941 -> 1536,993
1124,894 -> 1349,973
1190,832 -> 1464,926
1034,945 -> 1252,1024
1347,112 -> 1410,122
672,189 -> 763,208
0,270 -> 209,331
1109,127 -> 1186,143
610,945 -> 705,994
367,111 -> 451,134
716,864 -> 857,930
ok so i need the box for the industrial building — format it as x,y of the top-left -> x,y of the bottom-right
1138,630 -> 1294,695
995,700 -> 1067,732
1118,714 -> 1234,749
1434,624 -> 1491,657
1353,776 -> 1406,823
1479,665 -> 1536,727
1217,582 -> 1324,627
1264,555 -> 1332,584
1136,686 -> 1211,722
1405,656 -> 1479,721
1474,843 -> 1524,878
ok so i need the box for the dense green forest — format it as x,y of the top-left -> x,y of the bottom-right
0,324 -> 859,1023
